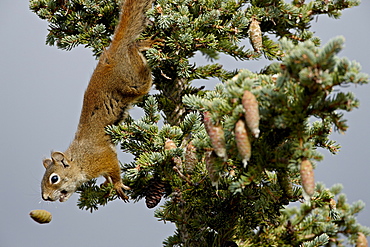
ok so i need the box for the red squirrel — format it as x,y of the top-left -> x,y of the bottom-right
41,0 -> 153,202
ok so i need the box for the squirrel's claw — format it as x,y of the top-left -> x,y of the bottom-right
115,187 -> 129,202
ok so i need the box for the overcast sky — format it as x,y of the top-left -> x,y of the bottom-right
1,1 -> 370,246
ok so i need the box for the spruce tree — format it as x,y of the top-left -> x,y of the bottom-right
30,0 -> 370,246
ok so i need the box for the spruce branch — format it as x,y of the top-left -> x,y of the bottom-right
76,179 -> 118,213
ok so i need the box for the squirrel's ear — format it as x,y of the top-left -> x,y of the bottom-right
51,151 -> 65,162
43,158 -> 52,169
51,151 -> 70,168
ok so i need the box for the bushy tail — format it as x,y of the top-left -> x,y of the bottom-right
110,0 -> 153,48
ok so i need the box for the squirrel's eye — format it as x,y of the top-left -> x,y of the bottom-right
50,174 -> 59,184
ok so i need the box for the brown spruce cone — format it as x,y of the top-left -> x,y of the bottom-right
248,17 -> 262,53
356,232 -> 368,247
277,171 -> 293,199
235,119 -> 252,165
145,177 -> 166,208
300,159 -> 315,198
29,209 -> 52,224
184,142 -> 197,174
203,111 -> 226,158
241,90 -> 260,138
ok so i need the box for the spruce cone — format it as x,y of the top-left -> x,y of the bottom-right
203,111 -> 226,158
277,171 -> 293,198
205,151 -> 220,187
165,139 -> 177,150
171,189 -> 183,204
30,209 -> 52,224
242,90 -> 260,138
184,142 -> 197,174
356,232 -> 368,247
164,139 -> 183,170
235,119 -> 252,166
300,159 -> 315,198
329,198 -> 336,210
145,177 -> 166,208
248,17 -> 262,53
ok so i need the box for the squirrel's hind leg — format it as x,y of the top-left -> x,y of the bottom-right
102,175 -> 130,202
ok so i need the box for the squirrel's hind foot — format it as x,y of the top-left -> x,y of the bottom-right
114,182 -> 130,202
115,187 -> 130,202
102,177 -> 130,202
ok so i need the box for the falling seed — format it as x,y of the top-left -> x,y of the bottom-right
30,209 -> 52,224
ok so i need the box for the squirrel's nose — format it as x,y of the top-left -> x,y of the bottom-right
42,194 -> 52,201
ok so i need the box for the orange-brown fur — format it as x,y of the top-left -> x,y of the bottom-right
41,0 -> 153,202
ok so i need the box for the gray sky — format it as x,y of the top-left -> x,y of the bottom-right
1,1 -> 370,246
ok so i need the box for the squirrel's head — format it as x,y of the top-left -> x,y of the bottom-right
41,151 -> 86,202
